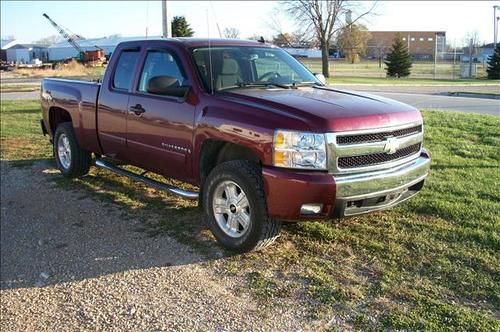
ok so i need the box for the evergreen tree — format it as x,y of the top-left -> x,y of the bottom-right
171,16 -> 194,37
384,33 -> 412,78
486,44 -> 500,79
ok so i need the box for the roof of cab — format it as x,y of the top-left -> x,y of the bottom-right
117,37 -> 276,49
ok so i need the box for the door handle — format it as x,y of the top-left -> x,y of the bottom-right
129,104 -> 146,115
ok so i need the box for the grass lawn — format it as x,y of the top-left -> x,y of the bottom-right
0,85 -> 40,93
1,100 -> 499,330
299,58 -> 489,80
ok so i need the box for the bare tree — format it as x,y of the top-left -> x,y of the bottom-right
282,0 -> 377,77
34,34 -> 63,46
223,27 -> 240,39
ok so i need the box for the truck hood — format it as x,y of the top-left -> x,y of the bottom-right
224,86 -> 422,132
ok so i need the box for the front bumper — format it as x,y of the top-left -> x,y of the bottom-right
333,150 -> 430,216
262,150 -> 430,220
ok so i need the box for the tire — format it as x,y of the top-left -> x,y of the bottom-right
53,122 -> 91,178
203,160 -> 281,252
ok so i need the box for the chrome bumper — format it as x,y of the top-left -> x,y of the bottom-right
333,151 -> 431,216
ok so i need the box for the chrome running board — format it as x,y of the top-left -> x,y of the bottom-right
95,159 -> 199,200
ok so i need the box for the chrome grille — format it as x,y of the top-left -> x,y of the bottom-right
338,143 -> 422,169
336,125 -> 422,145
326,122 -> 424,174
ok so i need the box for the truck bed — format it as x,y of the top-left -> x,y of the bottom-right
41,78 -> 102,154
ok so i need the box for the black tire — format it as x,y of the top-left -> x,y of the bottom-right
203,160 -> 281,252
53,122 -> 91,178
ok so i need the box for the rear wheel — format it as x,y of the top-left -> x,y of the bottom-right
53,122 -> 91,178
203,160 -> 281,252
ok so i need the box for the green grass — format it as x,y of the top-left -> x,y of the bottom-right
0,84 -> 40,92
325,76 -> 500,86
1,100 -> 499,330
299,58 -> 489,80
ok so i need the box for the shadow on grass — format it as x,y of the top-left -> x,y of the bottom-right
0,159 -> 237,291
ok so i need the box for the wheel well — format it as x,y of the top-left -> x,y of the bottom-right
48,107 -> 72,134
199,140 -> 260,184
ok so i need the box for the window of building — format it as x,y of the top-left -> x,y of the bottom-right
428,37 -> 433,41
138,50 -> 186,93
113,50 -> 140,90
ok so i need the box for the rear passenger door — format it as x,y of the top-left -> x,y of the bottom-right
97,48 -> 141,159
126,47 -> 195,181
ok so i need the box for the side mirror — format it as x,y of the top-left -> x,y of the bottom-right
313,73 -> 326,85
147,75 -> 190,98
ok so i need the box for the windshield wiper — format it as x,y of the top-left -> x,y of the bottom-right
235,82 -> 292,89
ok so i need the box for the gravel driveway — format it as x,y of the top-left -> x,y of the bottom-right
0,161 -> 311,331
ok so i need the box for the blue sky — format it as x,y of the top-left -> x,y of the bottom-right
1,1 -> 498,45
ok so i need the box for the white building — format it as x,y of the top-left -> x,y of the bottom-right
6,44 -> 48,63
48,35 -> 161,61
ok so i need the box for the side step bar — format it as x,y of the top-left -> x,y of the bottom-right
95,159 -> 199,200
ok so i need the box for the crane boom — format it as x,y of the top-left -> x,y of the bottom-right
42,13 -> 84,54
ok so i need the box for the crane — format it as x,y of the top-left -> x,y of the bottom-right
42,13 -> 105,65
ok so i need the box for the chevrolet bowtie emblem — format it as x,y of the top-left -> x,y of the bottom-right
383,137 -> 400,154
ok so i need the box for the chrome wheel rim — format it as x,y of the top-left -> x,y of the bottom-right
57,134 -> 71,170
212,180 -> 251,238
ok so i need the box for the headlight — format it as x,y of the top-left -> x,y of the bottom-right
273,130 -> 327,170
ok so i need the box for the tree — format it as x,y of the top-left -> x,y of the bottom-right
223,27 -> 240,39
336,23 -> 370,63
486,44 -> 500,79
34,35 -> 63,46
282,0 -> 376,77
171,16 -> 194,37
384,33 -> 412,78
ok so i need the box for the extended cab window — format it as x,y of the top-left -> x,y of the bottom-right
113,50 -> 140,90
138,50 -> 185,92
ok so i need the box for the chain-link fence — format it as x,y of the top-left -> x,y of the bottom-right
299,58 -> 488,80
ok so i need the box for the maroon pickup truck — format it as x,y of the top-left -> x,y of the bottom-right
40,38 -> 430,252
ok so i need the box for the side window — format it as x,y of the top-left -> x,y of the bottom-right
138,50 -> 185,93
113,50 -> 140,90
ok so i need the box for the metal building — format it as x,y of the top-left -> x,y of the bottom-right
48,36 -> 161,61
6,44 -> 49,63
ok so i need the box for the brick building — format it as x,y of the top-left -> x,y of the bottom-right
367,31 -> 446,60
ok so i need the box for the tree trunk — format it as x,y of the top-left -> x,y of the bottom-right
321,41 -> 330,77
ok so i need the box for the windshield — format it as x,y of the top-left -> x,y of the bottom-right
191,46 -> 321,92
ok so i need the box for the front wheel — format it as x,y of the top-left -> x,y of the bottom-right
202,160 -> 281,252
53,122 -> 91,178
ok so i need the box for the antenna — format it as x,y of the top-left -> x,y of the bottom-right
207,9 -> 215,94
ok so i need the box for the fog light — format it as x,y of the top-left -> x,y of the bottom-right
300,203 -> 323,215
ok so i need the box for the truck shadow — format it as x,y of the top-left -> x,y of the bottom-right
0,160 -> 232,290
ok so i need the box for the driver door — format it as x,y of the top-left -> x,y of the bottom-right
126,48 -> 195,181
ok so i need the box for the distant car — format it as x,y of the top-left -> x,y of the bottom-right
40,38 -> 430,252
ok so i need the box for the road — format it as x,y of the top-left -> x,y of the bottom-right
1,90 -> 498,115
372,91 -> 499,116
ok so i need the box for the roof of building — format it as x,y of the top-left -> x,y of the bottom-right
1,39 -> 20,50
8,43 -> 48,49
48,35 -> 162,48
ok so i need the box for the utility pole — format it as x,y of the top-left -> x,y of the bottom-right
162,0 -> 171,38
494,6 -> 499,49
468,38 -> 473,78
434,33 -> 437,79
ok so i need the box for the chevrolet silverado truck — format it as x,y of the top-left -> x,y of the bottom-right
40,38 -> 430,252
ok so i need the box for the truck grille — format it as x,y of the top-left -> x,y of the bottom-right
336,125 -> 422,145
326,122 -> 424,174
338,143 -> 422,169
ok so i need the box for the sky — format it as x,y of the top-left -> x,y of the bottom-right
1,1 -> 498,46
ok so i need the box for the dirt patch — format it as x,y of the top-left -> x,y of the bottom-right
0,161 -> 316,331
